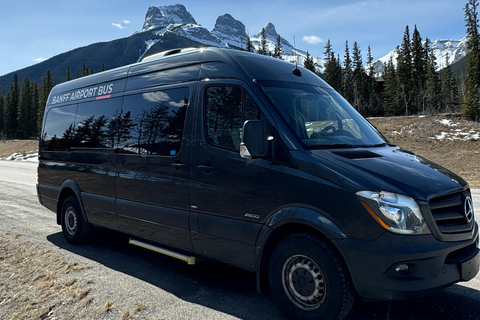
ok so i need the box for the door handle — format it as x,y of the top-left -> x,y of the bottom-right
171,161 -> 186,171
197,163 -> 213,175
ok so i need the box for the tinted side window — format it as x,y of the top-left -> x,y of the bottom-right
205,86 -> 262,151
120,88 -> 189,156
73,98 -> 123,149
41,105 -> 77,151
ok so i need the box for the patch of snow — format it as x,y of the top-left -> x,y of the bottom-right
2,152 -> 38,162
432,119 -> 480,141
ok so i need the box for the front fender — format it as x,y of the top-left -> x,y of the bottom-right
265,206 -> 346,239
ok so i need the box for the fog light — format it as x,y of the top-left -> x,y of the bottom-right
395,264 -> 409,273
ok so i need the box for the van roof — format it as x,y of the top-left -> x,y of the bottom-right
46,47 -> 328,108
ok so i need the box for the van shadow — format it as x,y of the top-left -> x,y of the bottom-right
47,229 -> 480,320
47,229 -> 284,320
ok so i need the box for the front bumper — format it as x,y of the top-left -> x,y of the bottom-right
337,222 -> 479,301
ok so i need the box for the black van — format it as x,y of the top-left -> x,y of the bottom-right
37,47 -> 479,320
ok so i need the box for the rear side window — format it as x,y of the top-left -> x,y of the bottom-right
120,87 -> 189,156
205,86 -> 261,151
73,98 -> 122,149
41,105 -> 77,151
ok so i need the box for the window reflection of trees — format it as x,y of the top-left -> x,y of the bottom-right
206,86 -> 242,150
128,100 -> 188,155
43,89 -> 188,156
205,86 -> 262,151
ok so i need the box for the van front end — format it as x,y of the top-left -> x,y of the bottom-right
338,216 -> 479,301
308,146 -> 480,301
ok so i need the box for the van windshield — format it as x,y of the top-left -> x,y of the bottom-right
258,81 -> 388,149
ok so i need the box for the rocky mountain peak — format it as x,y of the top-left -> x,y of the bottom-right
142,4 -> 197,32
211,14 -> 248,47
264,22 -> 278,38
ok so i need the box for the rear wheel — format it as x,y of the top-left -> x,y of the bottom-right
268,233 -> 354,320
61,196 -> 93,244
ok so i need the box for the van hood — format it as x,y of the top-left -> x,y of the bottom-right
311,146 -> 467,201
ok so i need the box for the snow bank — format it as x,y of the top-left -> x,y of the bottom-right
2,152 -> 38,162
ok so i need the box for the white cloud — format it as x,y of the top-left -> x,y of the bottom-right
303,35 -> 324,45
111,23 -> 125,29
33,57 -> 46,63
123,20 -> 131,24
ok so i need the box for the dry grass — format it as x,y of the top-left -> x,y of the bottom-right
369,115 -> 480,188
0,233 -> 152,320
0,233 -> 93,320
0,139 -> 38,158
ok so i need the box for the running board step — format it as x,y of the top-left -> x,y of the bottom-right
129,239 -> 196,265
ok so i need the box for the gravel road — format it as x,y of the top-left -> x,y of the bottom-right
0,160 -> 479,320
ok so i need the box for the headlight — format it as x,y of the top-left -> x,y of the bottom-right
356,191 -> 431,235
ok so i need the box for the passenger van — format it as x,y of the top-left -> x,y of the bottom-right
37,47 -> 479,320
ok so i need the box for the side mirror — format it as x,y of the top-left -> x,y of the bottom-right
240,120 -> 267,159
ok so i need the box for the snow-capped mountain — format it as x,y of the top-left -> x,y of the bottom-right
372,37 -> 468,75
138,4 -> 324,72
211,14 -> 249,49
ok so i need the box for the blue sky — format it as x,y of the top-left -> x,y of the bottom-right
0,0 -> 468,77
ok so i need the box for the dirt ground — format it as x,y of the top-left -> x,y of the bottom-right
369,115 -> 480,188
0,139 -> 38,158
0,114 -> 479,187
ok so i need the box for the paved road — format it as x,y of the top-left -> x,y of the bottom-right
0,160 -> 479,320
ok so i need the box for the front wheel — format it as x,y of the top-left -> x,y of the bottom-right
268,233 -> 354,320
61,195 -> 93,244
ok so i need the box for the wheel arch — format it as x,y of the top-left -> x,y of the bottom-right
56,180 -> 86,225
255,206 -> 349,293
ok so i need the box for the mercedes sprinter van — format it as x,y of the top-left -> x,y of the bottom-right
37,47 -> 479,320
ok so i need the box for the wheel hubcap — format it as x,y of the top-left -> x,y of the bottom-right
65,206 -> 78,236
282,254 -> 326,310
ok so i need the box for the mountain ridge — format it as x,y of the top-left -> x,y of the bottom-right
0,4 -> 467,93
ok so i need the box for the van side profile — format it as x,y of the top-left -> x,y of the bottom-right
37,47 -> 479,320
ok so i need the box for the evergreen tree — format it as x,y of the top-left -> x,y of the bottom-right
66,66 -> 72,81
441,52 -> 460,113
424,38 -> 441,113
4,74 -> 20,138
258,28 -> 268,55
38,70 -> 55,135
411,25 -> 426,113
342,40 -> 354,104
463,0 -> 480,120
367,46 -> 374,77
82,63 -> 94,77
18,76 -> 32,138
397,26 -> 413,115
366,46 -> 382,116
0,87 -> 3,136
273,35 -> 282,59
322,41 -> 342,92
383,57 -> 402,115
246,37 -> 254,52
30,82 -> 39,137
352,42 -> 367,113
304,51 -> 316,73
324,39 -> 332,60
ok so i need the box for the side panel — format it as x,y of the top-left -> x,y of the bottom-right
190,80 -> 278,269
115,83 -> 195,250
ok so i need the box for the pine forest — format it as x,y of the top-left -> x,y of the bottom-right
0,1 -> 479,140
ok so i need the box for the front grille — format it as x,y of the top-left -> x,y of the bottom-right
429,191 -> 474,234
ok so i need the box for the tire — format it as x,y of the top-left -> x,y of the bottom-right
60,195 -> 93,244
268,233 -> 354,320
